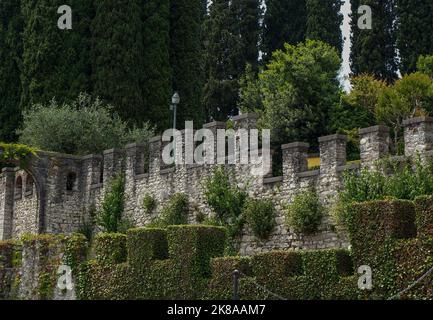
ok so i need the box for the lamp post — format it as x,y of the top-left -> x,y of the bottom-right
171,92 -> 180,131
170,92 -> 180,164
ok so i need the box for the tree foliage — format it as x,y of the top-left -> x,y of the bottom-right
141,0 -> 172,131
21,0 -> 93,108
377,73 -> 433,146
262,0 -> 307,62
170,0 -> 207,128
306,0 -> 344,54
18,93 -> 154,155
0,0 -> 22,142
203,0 -> 261,121
396,0 -> 433,75
91,0 -> 146,127
350,0 -> 398,83
260,40 -> 341,147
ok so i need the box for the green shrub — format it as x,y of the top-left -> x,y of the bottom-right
285,190 -> 324,234
159,193 -> 189,226
97,173 -> 125,233
335,157 -> 433,228
203,167 -> 248,239
142,194 -> 157,214
0,143 -> 37,169
17,93 -> 154,155
243,198 -> 277,240
117,217 -> 136,234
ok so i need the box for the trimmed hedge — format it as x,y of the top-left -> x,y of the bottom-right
168,225 -> 226,299
347,200 -> 416,264
414,196 -> 433,237
394,237 -> 433,300
302,249 -> 353,299
93,233 -> 127,265
77,225 -> 227,300
4,198 -> 433,300
126,228 -> 168,270
206,256 -> 252,300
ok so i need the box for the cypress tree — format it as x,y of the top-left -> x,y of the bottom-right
263,0 -> 307,61
170,0 -> 207,128
203,0 -> 261,121
0,0 -> 23,142
396,0 -> 433,75
91,0 -> 146,126
350,0 -> 398,83
231,0 -> 262,70
21,0 -> 93,109
141,0 -> 172,131
306,0 -> 344,54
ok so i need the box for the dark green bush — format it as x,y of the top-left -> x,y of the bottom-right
243,198 -> 277,240
159,193 -> 189,226
97,173 -> 125,233
285,189 -> 324,234
346,200 -> 416,298
203,167 -> 248,241
142,194 -> 156,214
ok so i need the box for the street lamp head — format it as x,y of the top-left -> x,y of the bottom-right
172,92 -> 180,105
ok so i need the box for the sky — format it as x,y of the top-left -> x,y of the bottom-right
341,0 -> 352,91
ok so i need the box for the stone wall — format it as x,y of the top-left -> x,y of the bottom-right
0,115 -> 431,255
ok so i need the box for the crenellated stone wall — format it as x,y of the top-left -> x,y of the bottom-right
1,115 -> 433,255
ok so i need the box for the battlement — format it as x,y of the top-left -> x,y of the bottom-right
1,116 -> 432,253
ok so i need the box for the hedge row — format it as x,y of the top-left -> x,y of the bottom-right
346,198 -> 433,299
206,249 -> 357,300
77,225 -> 227,300
2,197 -> 433,300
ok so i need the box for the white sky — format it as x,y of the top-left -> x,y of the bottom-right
341,0 -> 352,91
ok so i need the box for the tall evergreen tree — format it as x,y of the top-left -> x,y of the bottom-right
170,0 -> 207,128
396,0 -> 433,75
262,0 -> 307,61
203,0 -> 260,121
141,0 -> 172,131
306,0 -> 344,54
350,0 -> 398,83
21,0 -> 93,109
91,0 -> 146,126
0,0 -> 23,142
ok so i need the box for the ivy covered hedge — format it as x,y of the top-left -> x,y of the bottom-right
0,234 -> 87,300
345,200 -> 433,299
2,199 -> 433,300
